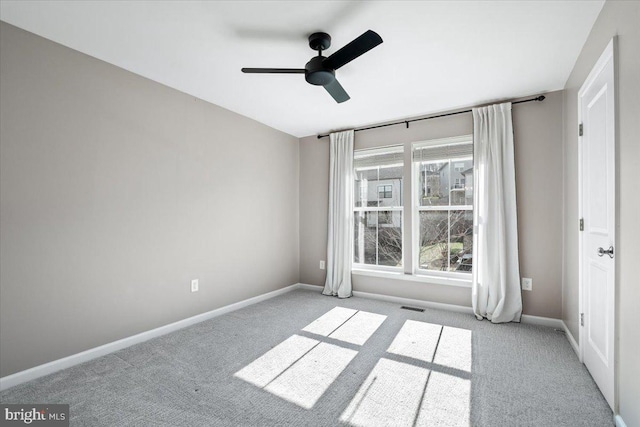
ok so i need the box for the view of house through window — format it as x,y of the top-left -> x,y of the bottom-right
353,146 -> 404,269
413,136 -> 473,274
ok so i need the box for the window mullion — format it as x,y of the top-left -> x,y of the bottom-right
376,166 -> 380,266
447,159 -> 451,271
447,209 -> 451,271
375,214 -> 378,266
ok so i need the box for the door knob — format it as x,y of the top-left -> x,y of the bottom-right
597,246 -> 614,258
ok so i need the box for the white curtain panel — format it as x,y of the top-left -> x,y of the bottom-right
472,103 -> 523,323
323,130 -> 355,298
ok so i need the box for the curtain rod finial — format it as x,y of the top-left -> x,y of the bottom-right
537,95 -> 546,101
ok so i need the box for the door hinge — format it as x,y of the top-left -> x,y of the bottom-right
579,218 -> 584,231
579,123 -> 584,136
580,313 -> 584,327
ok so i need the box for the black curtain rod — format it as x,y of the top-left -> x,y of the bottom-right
316,95 -> 546,139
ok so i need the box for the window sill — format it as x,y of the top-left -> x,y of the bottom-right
351,268 -> 472,288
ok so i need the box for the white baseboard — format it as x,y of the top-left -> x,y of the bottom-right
615,414 -> 627,427
298,283 -> 322,291
0,282 -> 568,392
298,283 -> 564,328
520,314 -> 564,329
300,283 -> 472,315
562,320 -> 581,358
353,289 -> 475,315
0,283 -> 302,392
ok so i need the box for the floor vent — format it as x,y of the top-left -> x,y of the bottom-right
400,306 -> 425,312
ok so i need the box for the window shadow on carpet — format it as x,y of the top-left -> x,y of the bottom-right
234,307 -> 387,409
234,307 -> 471,427
341,320 -> 472,427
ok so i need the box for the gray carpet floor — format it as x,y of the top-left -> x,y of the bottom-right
0,288 -> 613,426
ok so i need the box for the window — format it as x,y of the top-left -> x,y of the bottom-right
353,146 -> 404,270
413,136 -> 473,276
378,185 -> 393,199
352,137 -> 473,283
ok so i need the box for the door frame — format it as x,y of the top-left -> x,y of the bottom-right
577,37 -> 616,402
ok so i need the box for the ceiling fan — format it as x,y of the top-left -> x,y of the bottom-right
241,30 -> 383,103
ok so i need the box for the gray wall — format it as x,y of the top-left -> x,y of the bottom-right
300,90 -> 564,318
0,22 -> 300,377
561,1 -> 640,423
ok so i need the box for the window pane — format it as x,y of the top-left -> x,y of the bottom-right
413,136 -> 474,276
418,211 -> 448,271
354,210 -> 402,267
449,210 -> 473,273
418,162 -> 449,206
450,159 -> 473,206
354,169 -> 379,208
419,210 -> 473,273
354,211 -> 376,264
378,211 -> 402,266
353,146 -> 404,270
378,166 -> 403,206
354,166 -> 403,208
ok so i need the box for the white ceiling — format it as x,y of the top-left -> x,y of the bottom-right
0,1 -> 603,138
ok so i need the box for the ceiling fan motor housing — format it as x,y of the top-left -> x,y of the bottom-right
308,32 -> 331,51
305,56 -> 335,86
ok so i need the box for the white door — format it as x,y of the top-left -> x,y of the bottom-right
579,38 -> 615,409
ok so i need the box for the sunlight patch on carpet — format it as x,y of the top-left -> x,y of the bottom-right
386,320 -> 441,362
265,342 -> 357,409
434,325 -> 472,372
340,358 -> 429,427
342,319 -> 472,426
328,310 -> 387,345
235,335 -> 357,410
302,307 -> 357,336
415,371 -> 470,426
303,306 -> 387,346
234,335 -> 318,387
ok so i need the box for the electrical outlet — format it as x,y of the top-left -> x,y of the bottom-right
521,277 -> 532,291
191,279 -> 199,293
319,260 -> 326,270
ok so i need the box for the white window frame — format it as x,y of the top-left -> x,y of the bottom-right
411,135 -> 473,281
353,145 -> 404,273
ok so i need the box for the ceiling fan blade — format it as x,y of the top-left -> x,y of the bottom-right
241,68 -> 305,74
324,78 -> 350,103
323,30 -> 383,70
